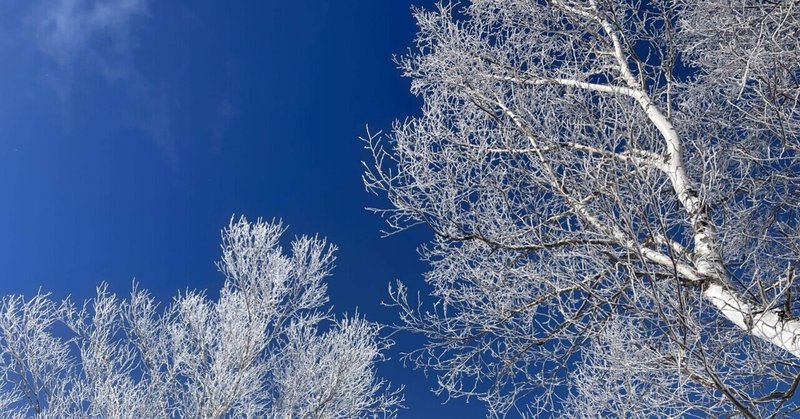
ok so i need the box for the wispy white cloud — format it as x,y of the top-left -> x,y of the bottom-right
34,0 -> 147,73
29,0 -> 181,172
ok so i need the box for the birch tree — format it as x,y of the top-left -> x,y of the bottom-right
0,217 -> 402,418
364,0 -> 800,416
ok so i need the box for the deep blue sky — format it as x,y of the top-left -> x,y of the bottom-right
0,1 -> 481,416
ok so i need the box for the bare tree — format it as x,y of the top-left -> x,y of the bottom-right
364,0 -> 800,416
0,217 -> 402,418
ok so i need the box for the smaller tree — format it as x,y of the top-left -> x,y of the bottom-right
0,217 -> 402,418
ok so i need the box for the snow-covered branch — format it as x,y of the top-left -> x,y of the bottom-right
0,217 -> 402,418
367,0 -> 800,416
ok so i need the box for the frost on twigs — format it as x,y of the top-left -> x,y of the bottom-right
0,216 -> 402,418
368,0 -> 800,416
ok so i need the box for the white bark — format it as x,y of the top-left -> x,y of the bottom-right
705,283 -> 800,358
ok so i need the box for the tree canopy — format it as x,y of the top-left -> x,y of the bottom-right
0,217 -> 402,418
365,0 -> 800,416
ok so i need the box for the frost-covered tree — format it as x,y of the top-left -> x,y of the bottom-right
364,0 -> 800,416
0,217 -> 402,418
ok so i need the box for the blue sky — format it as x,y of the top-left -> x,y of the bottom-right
0,0 -> 481,416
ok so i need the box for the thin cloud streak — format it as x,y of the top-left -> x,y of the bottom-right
34,0 -> 147,71
30,0 -> 181,172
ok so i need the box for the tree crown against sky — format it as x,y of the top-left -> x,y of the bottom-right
365,0 -> 800,416
0,0 -> 485,416
0,217 -> 402,418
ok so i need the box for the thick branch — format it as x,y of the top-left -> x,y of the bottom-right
591,1 -> 800,358
482,73 -> 640,98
